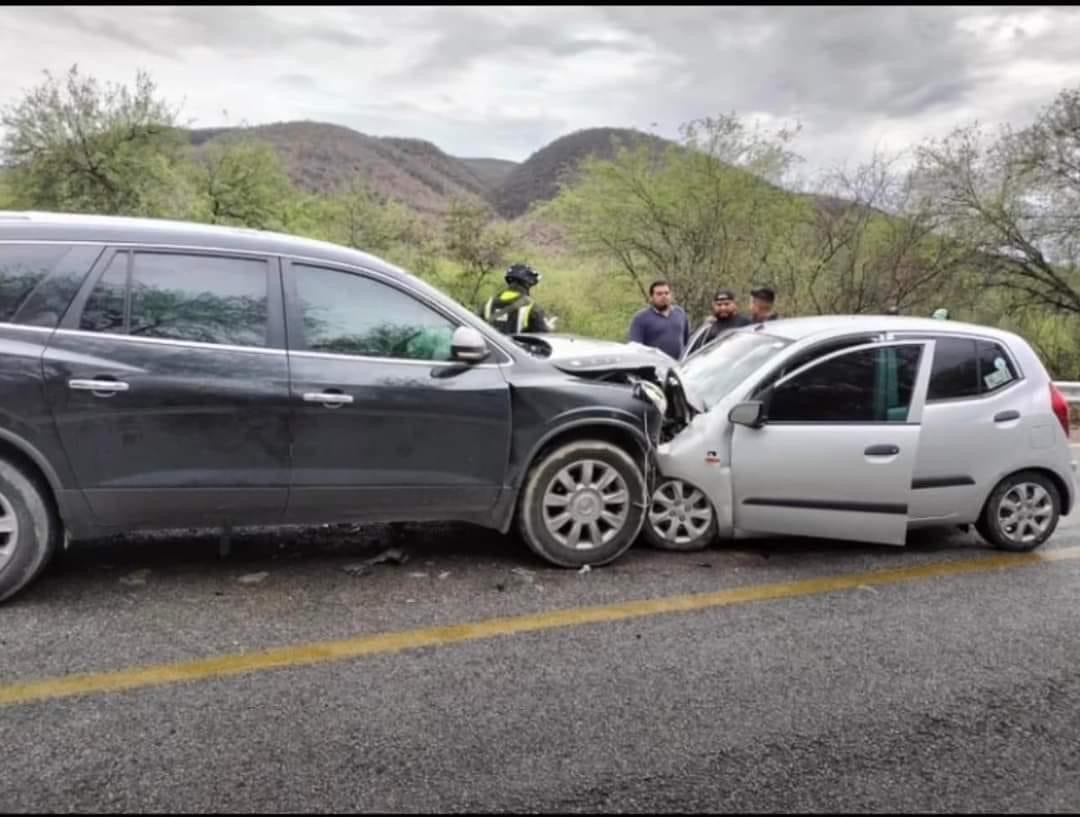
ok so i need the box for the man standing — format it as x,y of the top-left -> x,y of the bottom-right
684,288 -> 752,357
749,286 -> 779,323
628,280 -> 690,359
481,263 -> 551,334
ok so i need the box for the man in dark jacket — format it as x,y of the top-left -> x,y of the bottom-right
684,288 -> 751,357
481,263 -> 551,334
750,286 -> 779,323
628,280 -> 690,359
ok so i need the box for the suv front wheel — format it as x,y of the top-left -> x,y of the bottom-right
0,459 -> 60,604
517,440 -> 646,568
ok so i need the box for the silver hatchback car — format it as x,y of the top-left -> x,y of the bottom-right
641,316 -> 1077,553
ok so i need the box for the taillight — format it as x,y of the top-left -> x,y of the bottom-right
1050,384 -> 1071,437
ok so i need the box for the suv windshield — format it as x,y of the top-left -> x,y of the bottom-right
677,329 -> 791,409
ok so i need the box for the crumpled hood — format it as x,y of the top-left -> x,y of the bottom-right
513,333 -> 677,378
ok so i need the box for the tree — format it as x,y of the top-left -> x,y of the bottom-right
189,138 -> 292,230
546,114 -> 806,320
781,152 -> 978,316
914,86 -> 1080,315
0,64 -> 190,216
332,176 -> 418,257
441,199 -> 519,308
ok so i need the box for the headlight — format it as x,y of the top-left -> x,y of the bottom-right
638,380 -> 667,417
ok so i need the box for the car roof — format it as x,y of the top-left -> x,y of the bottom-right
756,314 -> 1023,345
0,210 -> 406,279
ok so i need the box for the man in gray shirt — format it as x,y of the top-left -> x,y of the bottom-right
628,280 -> 690,359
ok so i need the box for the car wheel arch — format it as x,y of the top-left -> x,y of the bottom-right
0,431 -> 64,508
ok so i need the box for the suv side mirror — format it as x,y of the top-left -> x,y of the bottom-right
451,326 -> 491,363
729,401 -> 765,429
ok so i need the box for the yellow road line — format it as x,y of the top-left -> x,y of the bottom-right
3,546 -> 1080,709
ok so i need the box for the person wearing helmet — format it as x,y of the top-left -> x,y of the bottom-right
481,263 -> 551,334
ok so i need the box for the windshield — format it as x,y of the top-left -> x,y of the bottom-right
676,330 -> 791,410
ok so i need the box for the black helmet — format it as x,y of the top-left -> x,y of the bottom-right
505,263 -> 541,289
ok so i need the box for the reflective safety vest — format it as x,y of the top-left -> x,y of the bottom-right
483,289 -> 534,334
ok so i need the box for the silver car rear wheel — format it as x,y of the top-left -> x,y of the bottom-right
977,471 -> 1061,553
997,482 -> 1054,545
642,478 -> 717,552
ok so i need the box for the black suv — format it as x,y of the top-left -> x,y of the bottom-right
0,212 -> 666,602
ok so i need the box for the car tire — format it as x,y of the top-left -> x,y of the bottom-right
642,478 -> 718,552
517,440 -> 646,568
0,459 -> 60,604
976,471 -> 1061,553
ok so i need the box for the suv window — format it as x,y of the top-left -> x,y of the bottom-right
768,345 -> 922,423
292,265 -> 455,361
80,252 -> 128,334
927,337 -> 979,401
79,252 -> 270,347
0,243 -> 102,328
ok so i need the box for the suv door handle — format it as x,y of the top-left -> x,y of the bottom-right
69,378 -> 130,396
994,410 -> 1020,422
303,391 -> 354,408
864,444 -> 900,456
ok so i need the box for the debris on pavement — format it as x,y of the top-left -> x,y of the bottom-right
510,567 -> 536,584
238,571 -> 269,585
119,569 -> 151,587
342,546 -> 411,577
408,572 -> 428,579
578,565 -> 591,575
437,571 -> 451,580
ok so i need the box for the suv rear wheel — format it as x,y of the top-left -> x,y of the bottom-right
976,471 -> 1061,552
0,459 -> 60,604
517,440 -> 646,568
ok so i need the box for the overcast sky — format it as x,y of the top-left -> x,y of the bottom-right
3,5 -> 1079,178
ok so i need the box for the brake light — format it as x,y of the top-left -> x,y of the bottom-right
1050,384 -> 1071,437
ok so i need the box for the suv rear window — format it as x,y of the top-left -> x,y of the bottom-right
0,243 -> 102,328
78,251 -> 270,347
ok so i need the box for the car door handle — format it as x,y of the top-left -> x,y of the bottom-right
303,391 -> 354,407
994,410 -> 1020,422
864,444 -> 900,456
68,378 -> 130,395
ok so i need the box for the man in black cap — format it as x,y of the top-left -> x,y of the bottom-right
750,286 -> 779,323
684,288 -> 751,357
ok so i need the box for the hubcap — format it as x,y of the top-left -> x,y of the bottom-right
997,482 -> 1054,544
542,460 -> 629,551
649,480 -> 713,545
0,490 -> 20,573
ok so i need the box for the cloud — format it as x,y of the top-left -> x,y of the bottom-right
277,73 -> 319,91
1,5 -> 1078,170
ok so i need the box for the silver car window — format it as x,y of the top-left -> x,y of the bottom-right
676,330 -> 791,410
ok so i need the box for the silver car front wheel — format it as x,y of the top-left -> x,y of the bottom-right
642,478 -> 717,552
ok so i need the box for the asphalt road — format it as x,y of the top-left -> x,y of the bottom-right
1,487 -> 1078,812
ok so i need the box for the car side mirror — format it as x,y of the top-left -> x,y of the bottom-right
451,326 -> 491,363
729,401 -> 765,429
